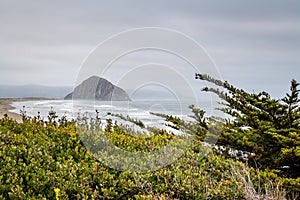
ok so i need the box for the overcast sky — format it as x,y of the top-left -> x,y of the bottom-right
0,0 -> 299,99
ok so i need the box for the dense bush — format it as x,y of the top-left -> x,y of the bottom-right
0,113 -> 288,199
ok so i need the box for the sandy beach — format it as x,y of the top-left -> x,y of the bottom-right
0,98 -> 54,122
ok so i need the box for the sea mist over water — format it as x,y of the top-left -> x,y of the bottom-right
0,85 -> 72,98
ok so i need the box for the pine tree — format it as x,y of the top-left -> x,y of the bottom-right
195,73 -> 300,178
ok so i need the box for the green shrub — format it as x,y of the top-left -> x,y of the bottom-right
0,113 -> 290,199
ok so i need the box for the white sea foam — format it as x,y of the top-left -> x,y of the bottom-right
10,99 -> 221,131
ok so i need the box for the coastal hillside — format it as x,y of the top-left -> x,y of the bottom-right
0,75 -> 299,199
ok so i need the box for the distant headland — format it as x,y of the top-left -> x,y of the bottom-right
64,76 -> 131,101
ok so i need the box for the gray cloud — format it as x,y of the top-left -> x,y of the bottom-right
0,0 -> 299,98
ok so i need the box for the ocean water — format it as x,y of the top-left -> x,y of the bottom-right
10,99 -> 221,130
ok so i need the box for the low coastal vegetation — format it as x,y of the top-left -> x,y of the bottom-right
0,74 -> 299,199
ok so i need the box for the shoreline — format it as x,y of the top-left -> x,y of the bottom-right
0,98 -> 58,122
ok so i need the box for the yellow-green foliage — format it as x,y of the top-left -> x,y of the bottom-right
0,116 -> 291,199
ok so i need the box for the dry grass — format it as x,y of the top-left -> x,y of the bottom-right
230,162 -> 291,200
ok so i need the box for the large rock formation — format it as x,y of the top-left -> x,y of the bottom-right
64,76 -> 131,101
